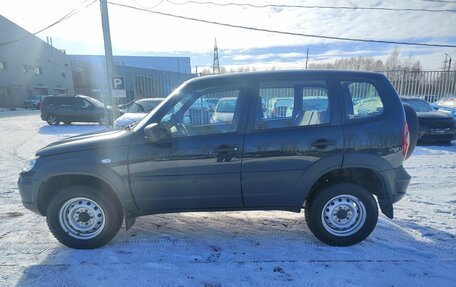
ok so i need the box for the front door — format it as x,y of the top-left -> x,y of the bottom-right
128,83 -> 249,211
242,77 -> 344,208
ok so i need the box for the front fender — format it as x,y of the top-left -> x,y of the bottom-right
31,155 -> 138,214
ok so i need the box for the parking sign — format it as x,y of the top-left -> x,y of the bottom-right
111,76 -> 126,98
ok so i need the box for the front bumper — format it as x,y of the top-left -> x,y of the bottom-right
17,172 -> 41,215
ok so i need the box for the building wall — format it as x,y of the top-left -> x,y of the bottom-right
70,55 -> 191,74
0,16 -> 75,108
71,58 -> 195,103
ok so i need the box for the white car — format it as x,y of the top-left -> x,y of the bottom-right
114,98 -> 164,128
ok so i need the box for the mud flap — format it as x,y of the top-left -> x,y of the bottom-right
379,202 -> 394,219
125,212 -> 136,230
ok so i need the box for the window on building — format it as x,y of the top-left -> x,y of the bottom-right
34,66 -> 43,75
23,65 -> 33,73
0,61 -> 7,71
0,87 -> 12,97
61,72 -> 66,78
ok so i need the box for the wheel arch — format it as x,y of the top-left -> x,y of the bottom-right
36,174 -> 121,215
302,166 -> 394,218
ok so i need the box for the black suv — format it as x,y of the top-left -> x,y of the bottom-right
40,95 -> 109,126
18,71 -> 415,249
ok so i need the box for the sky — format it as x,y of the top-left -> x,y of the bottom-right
1,0 -> 456,71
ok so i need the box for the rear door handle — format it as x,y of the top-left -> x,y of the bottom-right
311,139 -> 336,149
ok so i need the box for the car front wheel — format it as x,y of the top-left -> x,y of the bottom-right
46,186 -> 123,249
305,183 -> 378,246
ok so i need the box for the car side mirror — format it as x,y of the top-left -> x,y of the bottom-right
208,108 -> 215,113
144,123 -> 169,143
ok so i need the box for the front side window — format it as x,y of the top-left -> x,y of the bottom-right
342,81 -> 383,119
255,80 -> 330,130
159,87 -> 242,138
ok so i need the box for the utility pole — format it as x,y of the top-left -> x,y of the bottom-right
212,38 -> 220,74
305,48 -> 309,69
99,0 -> 116,125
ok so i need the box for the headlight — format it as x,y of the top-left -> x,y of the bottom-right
23,156 -> 38,172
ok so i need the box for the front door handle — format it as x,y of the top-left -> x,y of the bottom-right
311,139 -> 336,149
215,145 -> 238,154
215,145 -> 238,162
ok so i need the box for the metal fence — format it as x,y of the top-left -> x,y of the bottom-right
369,70 -> 455,103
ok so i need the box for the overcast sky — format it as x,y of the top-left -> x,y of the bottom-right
2,0 -> 456,71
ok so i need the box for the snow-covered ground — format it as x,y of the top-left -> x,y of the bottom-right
0,112 -> 455,287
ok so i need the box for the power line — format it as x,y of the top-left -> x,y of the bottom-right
421,0 -> 456,3
108,2 -> 456,48
0,0 -> 97,46
164,0 -> 456,13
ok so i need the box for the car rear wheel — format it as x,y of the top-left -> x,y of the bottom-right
46,186 -> 123,249
305,183 -> 378,246
46,114 -> 60,126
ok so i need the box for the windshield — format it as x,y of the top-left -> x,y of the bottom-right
404,100 -> 433,112
133,85 -> 184,131
275,98 -> 294,108
84,96 -> 104,108
435,98 -> 456,109
216,99 -> 236,113
127,100 -> 162,113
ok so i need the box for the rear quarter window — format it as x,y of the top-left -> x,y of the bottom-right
341,81 -> 384,119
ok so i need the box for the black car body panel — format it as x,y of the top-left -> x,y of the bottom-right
19,70 -> 411,223
402,97 -> 455,143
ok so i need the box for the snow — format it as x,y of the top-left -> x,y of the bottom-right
1,112 -> 455,286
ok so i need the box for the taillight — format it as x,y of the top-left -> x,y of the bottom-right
403,122 -> 410,157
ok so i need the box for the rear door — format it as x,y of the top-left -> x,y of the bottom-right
241,76 -> 344,208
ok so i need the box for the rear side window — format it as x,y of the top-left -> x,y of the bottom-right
46,97 -> 72,106
342,81 -> 383,119
255,80 -> 330,130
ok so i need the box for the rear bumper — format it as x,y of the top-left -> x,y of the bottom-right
391,166 -> 411,203
378,166 -> 411,218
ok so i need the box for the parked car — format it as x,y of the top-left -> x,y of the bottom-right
211,97 -> 237,123
114,98 -> 164,128
18,70 -> 417,249
23,95 -> 46,110
431,97 -> 456,117
402,96 -> 455,144
40,95 -> 110,126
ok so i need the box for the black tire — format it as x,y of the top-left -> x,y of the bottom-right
403,103 -> 419,159
46,114 -> 60,126
305,183 -> 378,246
63,121 -> 72,125
46,186 -> 123,249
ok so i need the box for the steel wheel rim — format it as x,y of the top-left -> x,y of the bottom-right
321,194 -> 367,237
59,197 -> 106,240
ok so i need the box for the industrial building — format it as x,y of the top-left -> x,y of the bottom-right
0,15 -> 195,108
70,55 -> 194,103
0,15 -> 75,108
